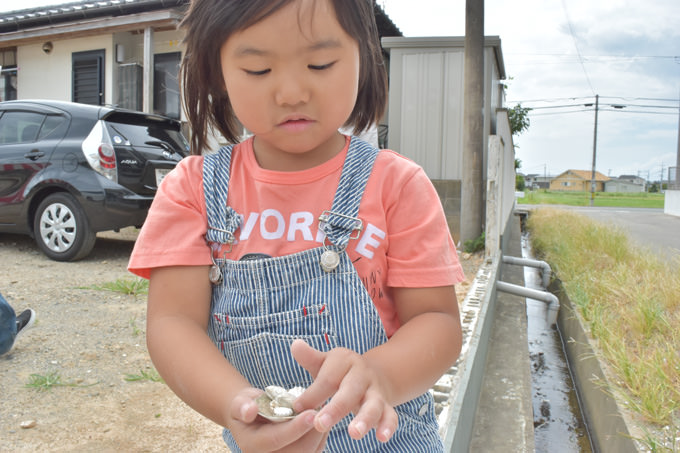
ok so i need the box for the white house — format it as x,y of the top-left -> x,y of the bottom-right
0,0 -> 401,122
605,176 -> 646,193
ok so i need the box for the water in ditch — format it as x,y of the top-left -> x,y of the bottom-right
521,231 -> 593,452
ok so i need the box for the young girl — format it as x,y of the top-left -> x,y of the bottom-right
129,0 -> 464,451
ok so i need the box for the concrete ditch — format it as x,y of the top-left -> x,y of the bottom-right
551,278 -> 639,453
439,215 -> 642,452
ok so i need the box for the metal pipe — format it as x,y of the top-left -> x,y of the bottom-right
502,255 -> 552,288
496,281 -> 560,326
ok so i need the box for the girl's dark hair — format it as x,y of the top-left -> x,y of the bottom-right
180,0 -> 388,155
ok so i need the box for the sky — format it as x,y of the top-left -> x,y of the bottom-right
2,0 -> 679,180
380,0 -> 680,180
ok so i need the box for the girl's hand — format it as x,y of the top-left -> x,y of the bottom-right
228,387 -> 327,452
290,339 -> 399,443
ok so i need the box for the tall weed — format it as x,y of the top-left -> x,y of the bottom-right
527,208 -> 679,428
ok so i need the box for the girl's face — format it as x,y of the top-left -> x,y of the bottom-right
220,0 -> 360,170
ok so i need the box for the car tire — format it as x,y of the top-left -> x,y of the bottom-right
33,193 -> 96,261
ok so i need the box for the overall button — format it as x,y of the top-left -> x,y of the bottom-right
320,249 -> 340,272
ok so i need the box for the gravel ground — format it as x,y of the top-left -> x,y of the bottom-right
0,228 -> 480,452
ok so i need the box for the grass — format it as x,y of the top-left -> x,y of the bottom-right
520,190 -> 665,208
125,368 -> 164,383
85,278 -> 149,296
463,232 -> 485,253
26,371 -> 96,391
527,208 -> 679,449
129,316 -> 143,336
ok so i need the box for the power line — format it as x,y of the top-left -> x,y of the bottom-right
509,96 -> 680,104
506,53 -> 679,60
560,0 -> 595,95
525,103 -> 678,110
529,109 -> 592,117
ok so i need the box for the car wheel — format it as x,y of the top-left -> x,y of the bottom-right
33,193 -> 96,261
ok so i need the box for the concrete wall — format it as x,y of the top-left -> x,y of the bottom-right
664,189 -> 680,217
432,180 -> 462,245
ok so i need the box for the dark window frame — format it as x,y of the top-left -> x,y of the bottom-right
72,49 -> 105,105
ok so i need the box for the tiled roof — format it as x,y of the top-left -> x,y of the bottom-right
0,0 -> 185,33
555,169 -> 610,181
1,0 -> 401,37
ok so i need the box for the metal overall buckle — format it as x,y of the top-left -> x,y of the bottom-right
207,229 -> 235,285
318,211 -> 363,273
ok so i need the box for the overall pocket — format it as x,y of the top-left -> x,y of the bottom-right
209,303 -> 336,389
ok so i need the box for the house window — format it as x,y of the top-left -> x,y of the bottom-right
0,48 -> 17,102
72,50 -> 105,105
117,63 -> 143,111
154,52 -> 181,119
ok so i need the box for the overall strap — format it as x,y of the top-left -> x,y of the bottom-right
203,145 -> 242,246
203,137 -> 380,249
320,137 -> 380,250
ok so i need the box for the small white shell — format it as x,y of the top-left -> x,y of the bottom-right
273,406 -> 294,417
273,393 -> 296,408
288,386 -> 305,398
257,385 -> 306,422
264,385 -> 288,400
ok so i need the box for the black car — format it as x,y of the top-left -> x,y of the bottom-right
0,100 -> 189,261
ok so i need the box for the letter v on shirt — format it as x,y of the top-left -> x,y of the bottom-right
236,209 -> 386,260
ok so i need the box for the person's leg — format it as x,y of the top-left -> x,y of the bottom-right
0,292 -> 18,356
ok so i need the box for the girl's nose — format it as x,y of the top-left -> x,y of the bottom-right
274,71 -> 311,106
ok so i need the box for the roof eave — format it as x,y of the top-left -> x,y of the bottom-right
0,9 -> 182,47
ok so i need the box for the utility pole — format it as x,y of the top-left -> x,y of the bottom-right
589,94 -> 599,207
676,99 -> 680,188
460,0 -> 485,244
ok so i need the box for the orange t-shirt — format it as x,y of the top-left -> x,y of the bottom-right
128,136 -> 464,336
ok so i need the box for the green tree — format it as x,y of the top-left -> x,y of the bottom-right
507,103 -> 531,136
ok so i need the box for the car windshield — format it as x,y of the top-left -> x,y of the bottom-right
103,112 -> 189,156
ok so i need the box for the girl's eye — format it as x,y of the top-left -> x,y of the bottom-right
244,68 -> 271,76
308,62 -> 336,71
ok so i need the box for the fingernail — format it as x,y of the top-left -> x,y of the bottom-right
353,420 -> 367,437
316,413 -> 332,431
380,428 -> 392,441
303,412 -> 316,426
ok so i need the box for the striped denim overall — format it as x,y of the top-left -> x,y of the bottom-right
203,137 -> 443,452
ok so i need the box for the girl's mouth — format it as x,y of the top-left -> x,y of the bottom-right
278,117 -> 314,132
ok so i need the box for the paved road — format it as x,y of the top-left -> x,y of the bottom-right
518,205 -> 680,264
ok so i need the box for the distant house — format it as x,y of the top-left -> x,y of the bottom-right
524,174 -> 551,190
605,175 -> 646,193
550,169 -> 610,192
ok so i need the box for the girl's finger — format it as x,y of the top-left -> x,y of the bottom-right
290,338 -> 325,378
311,368 -> 369,432
312,432 -> 330,453
230,388 -> 262,423
293,348 -> 356,414
347,394 -> 383,440
375,406 -> 399,443
255,410 -> 318,451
